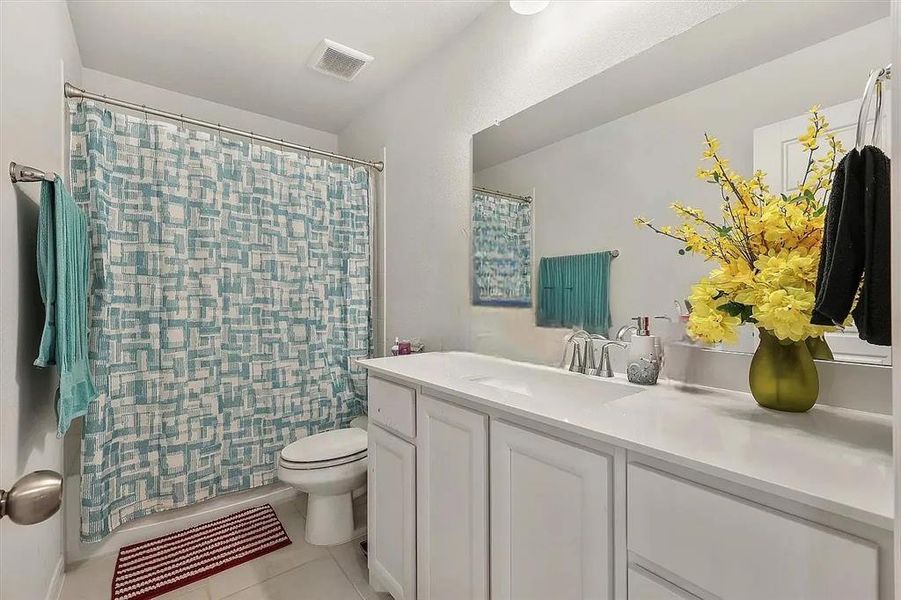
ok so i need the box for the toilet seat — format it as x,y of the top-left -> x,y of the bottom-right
280,428 -> 367,471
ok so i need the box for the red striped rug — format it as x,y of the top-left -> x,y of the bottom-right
111,503 -> 291,600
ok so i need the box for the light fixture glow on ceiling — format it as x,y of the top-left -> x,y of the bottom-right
509,1 -> 550,16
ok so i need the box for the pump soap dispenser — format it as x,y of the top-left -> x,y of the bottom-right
627,316 -> 660,385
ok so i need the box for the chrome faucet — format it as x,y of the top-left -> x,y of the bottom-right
562,330 -> 608,375
562,330 -> 590,371
616,324 -> 637,342
597,341 -> 628,377
567,340 -> 584,372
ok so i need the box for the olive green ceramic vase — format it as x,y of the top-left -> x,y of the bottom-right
805,335 -> 834,360
748,329 -> 819,412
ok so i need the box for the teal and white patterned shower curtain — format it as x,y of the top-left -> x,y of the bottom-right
70,101 -> 371,542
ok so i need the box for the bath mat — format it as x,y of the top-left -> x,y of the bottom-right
110,503 -> 291,600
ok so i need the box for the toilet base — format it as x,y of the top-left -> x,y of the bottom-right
305,492 -> 354,546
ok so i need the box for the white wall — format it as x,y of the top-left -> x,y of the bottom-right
473,18 -> 891,366
0,2 -> 82,599
337,0 -> 740,354
81,69 -> 338,151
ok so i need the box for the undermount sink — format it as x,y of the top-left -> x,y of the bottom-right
463,375 -> 532,395
458,355 -> 644,403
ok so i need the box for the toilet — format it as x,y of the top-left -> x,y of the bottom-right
277,422 -> 368,546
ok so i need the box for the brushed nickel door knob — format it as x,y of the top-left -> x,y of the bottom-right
0,470 -> 63,525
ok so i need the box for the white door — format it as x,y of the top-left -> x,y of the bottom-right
368,423 -> 416,600
753,98 -> 892,365
490,420 -> 613,600
753,96 -> 891,196
416,394 -> 488,600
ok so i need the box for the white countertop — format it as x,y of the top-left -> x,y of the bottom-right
359,352 -> 893,530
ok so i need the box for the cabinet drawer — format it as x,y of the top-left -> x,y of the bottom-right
369,376 -> 416,438
627,464 -> 878,600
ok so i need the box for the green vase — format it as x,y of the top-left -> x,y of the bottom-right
805,335 -> 834,361
749,329 -> 819,412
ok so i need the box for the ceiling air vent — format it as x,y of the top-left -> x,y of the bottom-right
308,39 -> 373,81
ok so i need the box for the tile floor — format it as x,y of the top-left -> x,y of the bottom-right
59,499 -> 391,600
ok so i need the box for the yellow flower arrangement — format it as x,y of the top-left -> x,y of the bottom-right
635,106 -> 842,343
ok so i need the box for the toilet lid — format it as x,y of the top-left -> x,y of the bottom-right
281,428 -> 367,464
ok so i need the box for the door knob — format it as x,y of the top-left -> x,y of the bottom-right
0,470 -> 63,525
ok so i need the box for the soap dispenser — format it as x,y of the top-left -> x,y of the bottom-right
627,316 -> 661,385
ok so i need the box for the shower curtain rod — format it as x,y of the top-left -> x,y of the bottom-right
63,83 -> 384,172
473,186 -> 532,203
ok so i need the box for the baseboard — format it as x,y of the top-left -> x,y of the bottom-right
44,556 -> 65,600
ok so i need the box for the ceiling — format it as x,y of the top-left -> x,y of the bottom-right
474,0 -> 890,171
67,0 -> 494,133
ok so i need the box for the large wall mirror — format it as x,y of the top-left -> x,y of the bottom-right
471,1 -> 891,368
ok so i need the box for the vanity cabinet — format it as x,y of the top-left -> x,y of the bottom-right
366,371 -> 889,600
416,394 -> 488,600
490,421 -> 613,600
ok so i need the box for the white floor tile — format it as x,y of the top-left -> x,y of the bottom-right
206,502 -> 330,599
329,537 -> 391,600
59,554 -> 118,600
157,585 -> 212,600
221,557 -> 361,600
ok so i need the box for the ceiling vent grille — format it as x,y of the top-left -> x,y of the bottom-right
308,39 -> 373,81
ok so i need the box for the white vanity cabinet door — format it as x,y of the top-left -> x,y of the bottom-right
416,394 -> 488,600
368,423 -> 416,600
490,421 -> 612,600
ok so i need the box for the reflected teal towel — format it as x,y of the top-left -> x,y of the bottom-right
35,176 -> 97,436
537,251 -> 613,335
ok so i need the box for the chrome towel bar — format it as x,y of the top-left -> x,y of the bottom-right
9,161 -> 56,183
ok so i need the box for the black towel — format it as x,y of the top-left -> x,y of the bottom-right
811,146 -> 891,346
811,150 -> 860,326
852,146 -> 892,345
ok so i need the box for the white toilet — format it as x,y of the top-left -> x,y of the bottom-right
277,422 -> 368,546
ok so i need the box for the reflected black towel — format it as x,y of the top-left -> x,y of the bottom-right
811,146 -> 891,346
852,146 -> 891,345
811,151 -> 858,326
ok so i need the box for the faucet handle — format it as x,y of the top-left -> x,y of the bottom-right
567,340 -> 584,372
583,340 -> 597,374
595,341 -> 627,377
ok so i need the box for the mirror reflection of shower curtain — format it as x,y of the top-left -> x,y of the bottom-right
69,101 -> 371,542
471,190 -> 532,307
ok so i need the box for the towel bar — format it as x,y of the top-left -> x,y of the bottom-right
9,162 -> 56,183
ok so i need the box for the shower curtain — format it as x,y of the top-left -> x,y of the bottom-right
70,101 -> 371,542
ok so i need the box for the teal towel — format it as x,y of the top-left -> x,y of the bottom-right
35,176 -> 97,436
537,251 -> 613,335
